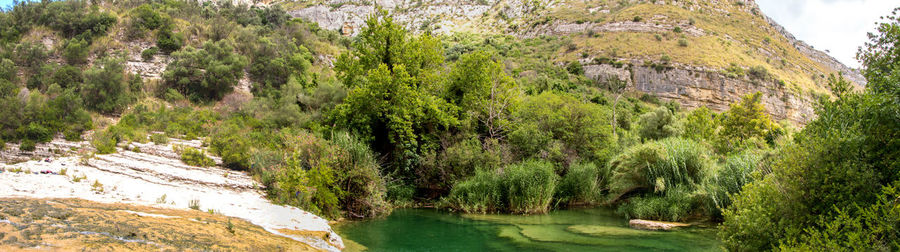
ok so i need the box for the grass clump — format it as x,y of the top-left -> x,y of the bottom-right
188,199 -> 200,210
449,160 -> 559,214
555,162 -> 602,206
608,138 -> 715,221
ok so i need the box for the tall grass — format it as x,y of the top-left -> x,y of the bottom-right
555,162 -> 602,206
616,186 -> 697,221
608,137 -> 712,198
449,160 -> 559,214
701,150 -> 763,218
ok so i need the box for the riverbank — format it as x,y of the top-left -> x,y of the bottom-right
0,138 -> 343,251
0,198 -> 317,251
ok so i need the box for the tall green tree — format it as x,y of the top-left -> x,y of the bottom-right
331,12 -> 456,181
445,51 -> 519,139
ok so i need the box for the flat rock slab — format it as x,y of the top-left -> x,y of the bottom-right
629,219 -> 691,231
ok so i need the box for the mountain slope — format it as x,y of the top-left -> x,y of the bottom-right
286,0 -> 862,123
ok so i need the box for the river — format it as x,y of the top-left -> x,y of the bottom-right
336,207 -> 722,251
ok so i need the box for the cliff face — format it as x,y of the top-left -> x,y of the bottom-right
286,0 -> 863,124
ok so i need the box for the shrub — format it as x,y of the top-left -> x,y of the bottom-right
150,133 -> 168,145
208,121 -> 251,170
141,47 -> 158,62
162,41 -> 248,102
633,16 -> 643,22
566,61 -> 584,75
82,57 -> 132,113
62,38 -> 89,65
505,160 -> 559,213
678,39 -> 689,47
91,130 -> 118,154
19,139 -> 36,151
637,106 -> 682,141
748,65 -> 770,80
682,106 -> 718,142
156,28 -> 184,54
673,26 -> 682,33
448,171 -> 503,213
180,147 -> 215,167
24,122 -> 53,143
52,65 -> 83,89
779,183 -> 900,251
702,150 -> 763,218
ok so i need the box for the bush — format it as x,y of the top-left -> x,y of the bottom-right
24,122 -> 52,143
673,26 -> 682,33
637,106 -> 682,141
748,65 -> 770,80
141,47 -> 158,62
180,147 -> 215,167
156,28 -> 184,54
62,38 -> 89,65
566,61 -> 584,75
150,133 -> 168,145
19,139 -> 36,151
678,39 -> 689,47
91,130 -> 117,155
162,41 -> 248,102
633,16 -> 643,22
509,93 -> 614,163
448,171 -> 503,213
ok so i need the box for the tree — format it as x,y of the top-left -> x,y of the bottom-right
682,106 -> 718,142
719,92 -> 779,143
82,56 -> 131,113
330,12 -> 456,180
597,76 -> 628,136
334,10 -> 443,89
162,41 -> 248,102
446,51 -> 519,139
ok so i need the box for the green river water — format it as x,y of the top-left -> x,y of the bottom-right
335,207 -> 723,252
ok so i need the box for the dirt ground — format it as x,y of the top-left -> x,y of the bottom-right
0,198 -> 319,251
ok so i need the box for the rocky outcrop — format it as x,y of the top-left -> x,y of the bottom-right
743,0 -> 866,87
629,219 -> 691,231
587,62 -> 816,123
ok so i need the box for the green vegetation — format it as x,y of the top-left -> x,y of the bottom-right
2,3 -> 896,248
180,147 -> 215,167
719,9 -> 900,251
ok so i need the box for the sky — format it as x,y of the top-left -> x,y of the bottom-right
756,0 -> 897,68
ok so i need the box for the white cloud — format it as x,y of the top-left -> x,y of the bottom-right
756,0 -> 897,68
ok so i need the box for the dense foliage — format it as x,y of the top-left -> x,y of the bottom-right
720,8 -> 900,251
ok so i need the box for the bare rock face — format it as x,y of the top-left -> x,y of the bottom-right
629,219 -> 691,231
586,62 -> 816,123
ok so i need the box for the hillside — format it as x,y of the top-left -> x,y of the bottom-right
288,0 -> 863,123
